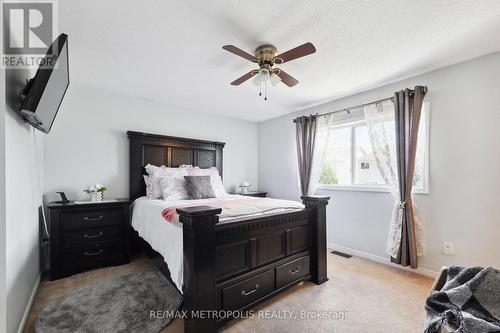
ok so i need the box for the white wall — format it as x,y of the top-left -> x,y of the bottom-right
1,63 -> 7,333
43,82 -> 259,203
4,67 -> 43,333
258,51 -> 500,273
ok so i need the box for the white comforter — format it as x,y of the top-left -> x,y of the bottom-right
131,195 -> 304,292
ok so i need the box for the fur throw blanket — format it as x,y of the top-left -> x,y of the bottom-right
425,266 -> 500,333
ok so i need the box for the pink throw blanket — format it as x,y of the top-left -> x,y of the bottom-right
161,198 -> 261,222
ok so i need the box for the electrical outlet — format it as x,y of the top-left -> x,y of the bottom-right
443,242 -> 455,255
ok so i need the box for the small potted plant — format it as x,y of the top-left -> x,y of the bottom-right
239,181 -> 251,194
84,184 -> 107,202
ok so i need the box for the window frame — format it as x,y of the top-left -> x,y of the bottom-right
316,102 -> 430,195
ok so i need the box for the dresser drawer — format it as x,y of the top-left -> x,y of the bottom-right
62,242 -> 122,263
222,270 -> 274,311
62,225 -> 122,248
61,208 -> 121,230
276,255 -> 310,289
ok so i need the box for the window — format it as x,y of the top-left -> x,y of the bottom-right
318,102 -> 429,193
354,125 -> 386,186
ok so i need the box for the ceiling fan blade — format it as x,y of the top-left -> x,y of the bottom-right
230,71 -> 258,85
275,42 -> 316,64
275,69 -> 299,87
223,45 -> 257,62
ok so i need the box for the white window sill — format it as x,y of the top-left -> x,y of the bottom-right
316,184 -> 430,195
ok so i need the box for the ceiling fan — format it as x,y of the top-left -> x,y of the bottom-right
222,42 -> 316,100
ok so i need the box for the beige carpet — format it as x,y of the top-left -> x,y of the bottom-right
24,252 -> 433,333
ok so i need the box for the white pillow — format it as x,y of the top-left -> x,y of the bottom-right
145,164 -> 188,199
143,175 -> 154,199
160,176 -> 189,200
188,167 -> 228,198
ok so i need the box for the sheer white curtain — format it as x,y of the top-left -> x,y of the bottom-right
308,113 -> 336,195
364,101 -> 425,257
308,109 -> 365,194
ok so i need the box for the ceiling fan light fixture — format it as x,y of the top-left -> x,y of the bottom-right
251,74 -> 260,87
252,69 -> 270,86
259,69 -> 270,79
270,73 -> 281,87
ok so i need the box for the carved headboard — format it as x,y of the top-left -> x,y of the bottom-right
127,131 -> 225,200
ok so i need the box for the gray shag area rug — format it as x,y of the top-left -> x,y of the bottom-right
36,271 -> 182,333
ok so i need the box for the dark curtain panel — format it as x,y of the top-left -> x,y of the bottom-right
392,86 -> 427,268
294,115 -> 318,195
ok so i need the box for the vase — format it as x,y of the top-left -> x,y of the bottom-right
90,192 -> 103,202
241,187 -> 248,194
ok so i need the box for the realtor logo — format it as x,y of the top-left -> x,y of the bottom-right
2,0 -> 57,67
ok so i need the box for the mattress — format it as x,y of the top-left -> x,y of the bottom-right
131,195 -> 304,292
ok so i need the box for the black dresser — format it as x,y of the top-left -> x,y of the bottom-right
47,199 -> 131,280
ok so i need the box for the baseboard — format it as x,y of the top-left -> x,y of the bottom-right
328,243 -> 438,278
17,274 -> 41,333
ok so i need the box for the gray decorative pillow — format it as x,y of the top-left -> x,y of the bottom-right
184,176 -> 216,199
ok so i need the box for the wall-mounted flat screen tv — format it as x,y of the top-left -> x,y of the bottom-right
19,33 -> 69,134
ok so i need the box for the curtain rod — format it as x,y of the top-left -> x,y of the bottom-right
317,96 -> 393,118
292,96 -> 392,123
293,86 -> 428,122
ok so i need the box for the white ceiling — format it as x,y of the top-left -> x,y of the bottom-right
59,0 -> 500,122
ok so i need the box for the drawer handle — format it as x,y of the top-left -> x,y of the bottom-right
289,266 -> 301,275
84,216 -> 104,222
241,284 -> 259,297
84,232 -> 103,239
84,249 -> 103,256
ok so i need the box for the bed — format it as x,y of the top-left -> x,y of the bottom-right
128,131 -> 330,333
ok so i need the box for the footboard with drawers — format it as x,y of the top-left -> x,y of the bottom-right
178,195 -> 329,333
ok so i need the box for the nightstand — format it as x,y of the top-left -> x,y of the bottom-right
233,191 -> 268,198
47,199 -> 131,280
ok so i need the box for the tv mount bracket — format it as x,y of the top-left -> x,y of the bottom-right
20,78 -> 35,100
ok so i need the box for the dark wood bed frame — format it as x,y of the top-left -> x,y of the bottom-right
128,131 -> 329,333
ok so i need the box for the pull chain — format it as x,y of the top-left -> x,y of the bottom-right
259,81 -> 262,96
264,80 -> 267,101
